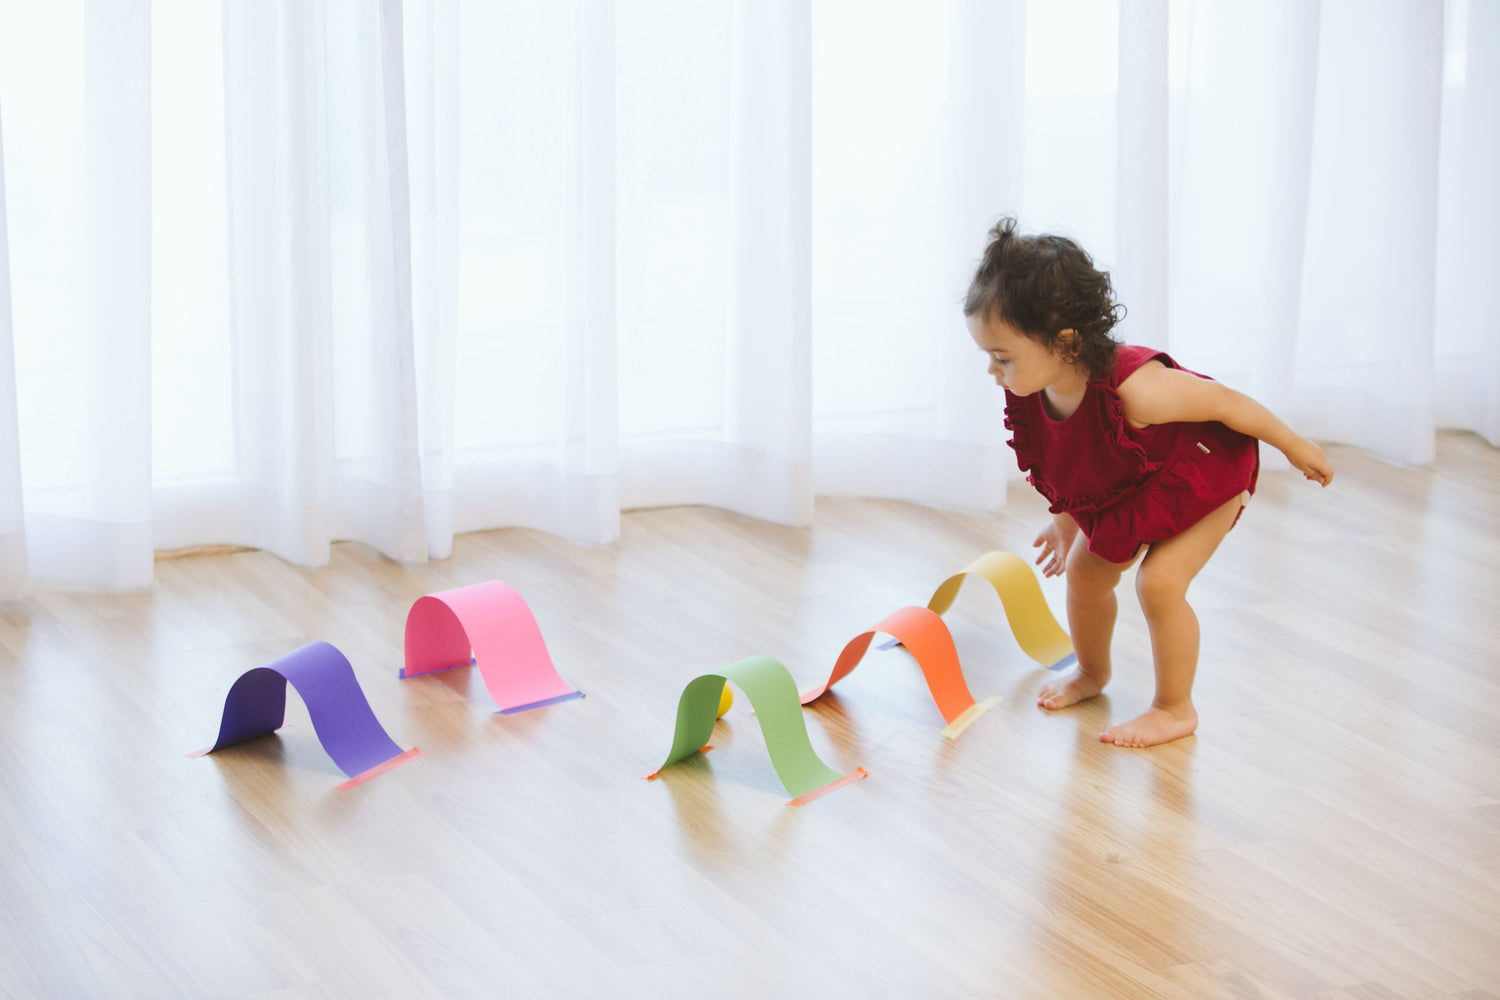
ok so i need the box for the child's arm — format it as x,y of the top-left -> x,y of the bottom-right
1117,363 -> 1334,486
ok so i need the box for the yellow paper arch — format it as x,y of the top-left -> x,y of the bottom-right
925,551 -> 1076,671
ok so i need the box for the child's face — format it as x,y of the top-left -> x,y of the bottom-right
966,313 -> 1073,396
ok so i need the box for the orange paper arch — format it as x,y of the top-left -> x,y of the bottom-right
799,606 -> 999,740
400,580 -> 583,715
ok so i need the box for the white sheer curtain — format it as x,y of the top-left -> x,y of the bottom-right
0,0 -> 1496,599
1160,0 -> 1451,464
1020,0 -> 1498,469
151,0 -> 427,566
0,0 -> 153,593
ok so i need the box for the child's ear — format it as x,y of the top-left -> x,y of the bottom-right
1056,328 -> 1079,362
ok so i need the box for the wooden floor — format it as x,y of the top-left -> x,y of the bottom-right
1,434 -> 1498,999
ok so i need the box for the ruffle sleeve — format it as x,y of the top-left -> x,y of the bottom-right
1002,390 -> 1036,475
1007,381 -> 1165,516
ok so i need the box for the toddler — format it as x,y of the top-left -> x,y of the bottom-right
965,218 -> 1332,747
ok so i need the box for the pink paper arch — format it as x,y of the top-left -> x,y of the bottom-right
400,580 -> 583,715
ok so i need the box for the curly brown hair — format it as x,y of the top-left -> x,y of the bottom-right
963,217 -> 1124,380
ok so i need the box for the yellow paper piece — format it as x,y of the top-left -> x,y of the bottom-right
939,695 -> 1002,741
927,551 -> 1075,670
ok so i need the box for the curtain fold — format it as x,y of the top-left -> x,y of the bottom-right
1246,0 -> 1320,426
440,0 -> 620,546
808,1 -> 1014,511
0,104 -> 26,601
1435,0 -> 1500,446
925,0 -> 1026,513
1115,0 -> 1169,351
402,0 -> 460,558
611,0 -> 813,526
714,0 -> 813,525
1293,0 -> 1444,464
0,0 -> 1496,595
561,0 -> 622,538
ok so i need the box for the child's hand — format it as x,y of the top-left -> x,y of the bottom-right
1286,437 -> 1334,487
1033,518 -> 1078,577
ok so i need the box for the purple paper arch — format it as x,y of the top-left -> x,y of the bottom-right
192,641 -> 420,789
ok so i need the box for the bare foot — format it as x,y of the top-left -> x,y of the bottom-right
1037,669 -> 1108,710
1100,703 -> 1198,748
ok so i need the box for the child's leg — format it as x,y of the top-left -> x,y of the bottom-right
1101,494 -> 1244,748
1037,540 -> 1134,710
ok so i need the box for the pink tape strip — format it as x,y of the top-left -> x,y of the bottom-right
335,747 -> 423,791
787,767 -> 869,807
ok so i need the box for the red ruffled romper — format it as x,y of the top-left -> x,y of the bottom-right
1005,344 -> 1260,564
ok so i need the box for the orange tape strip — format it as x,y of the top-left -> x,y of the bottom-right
787,766 -> 868,807
644,744 -> 713,780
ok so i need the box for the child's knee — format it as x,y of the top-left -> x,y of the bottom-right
1066,548 -> 1123,595
1135,564 -> 1188,614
